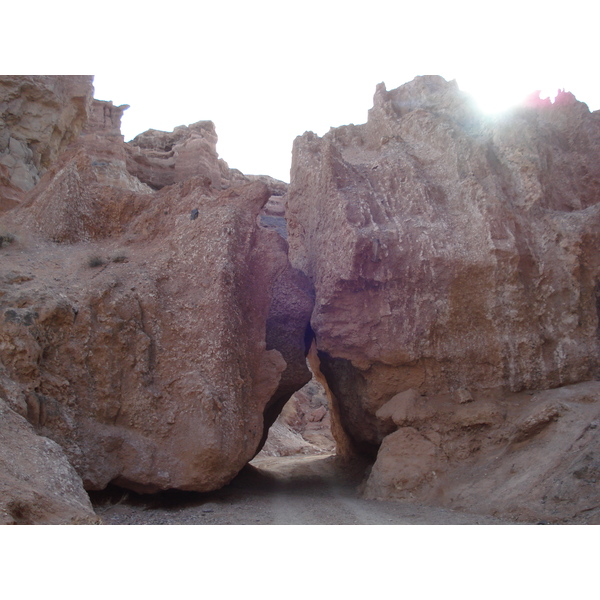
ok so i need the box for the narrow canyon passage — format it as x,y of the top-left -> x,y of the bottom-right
91,454 -> 522,525
89,373 -> 529,525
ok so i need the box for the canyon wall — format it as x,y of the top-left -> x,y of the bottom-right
2,74 -> 600,523
0,76 -> 311,521
286,76 -> 600,521
0,76 -> 93,211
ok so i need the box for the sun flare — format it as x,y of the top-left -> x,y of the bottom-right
466,84 -> 559,115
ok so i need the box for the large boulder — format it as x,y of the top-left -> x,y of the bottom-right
1,176 -> 311,493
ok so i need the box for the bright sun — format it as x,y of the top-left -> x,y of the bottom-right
472,89 -> 528,114
461,80 -> 560,115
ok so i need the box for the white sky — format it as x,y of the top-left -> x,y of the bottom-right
5,0 -> 599,182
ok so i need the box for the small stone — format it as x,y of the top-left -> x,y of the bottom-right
456,388 -> 473,404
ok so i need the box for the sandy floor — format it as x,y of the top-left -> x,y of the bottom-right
91,454 -> 529,525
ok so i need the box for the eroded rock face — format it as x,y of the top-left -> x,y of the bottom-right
363,381 -> 600,522
0,76 -> 93,208
288,76 -> 600,441
0,398 -> 98,524
1,178 -> 312,493
124,119 -> 289,195
0,76 -> 312,497
287,76 -> 600,519
126,121 -> 226,190
4,73 -> 600,523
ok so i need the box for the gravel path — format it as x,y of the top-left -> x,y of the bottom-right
91,454 -> 526,525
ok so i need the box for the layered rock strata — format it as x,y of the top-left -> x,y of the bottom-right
126,121 -> 226,190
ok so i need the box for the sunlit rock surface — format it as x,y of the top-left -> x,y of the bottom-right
287,76 -> 600,521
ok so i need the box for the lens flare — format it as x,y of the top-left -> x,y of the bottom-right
467,86 -> 560,115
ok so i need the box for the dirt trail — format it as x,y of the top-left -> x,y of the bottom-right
92,454 -> 527,525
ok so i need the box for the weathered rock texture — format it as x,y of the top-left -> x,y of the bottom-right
0,76 -> 93,210
0,398 -> 98,524
0,76 -> 311,507
4,73 -> 600,524
125,122 -> 287,195
126,121 -> 226,190
287,76 -> 600,521
361,381 -> 600,522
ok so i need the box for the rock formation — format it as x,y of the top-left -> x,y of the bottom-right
2,73 -> 600,524
0,76 -> 93,211
258,377 -> 335,457
286,75 -> 600,521
0,76 -> 311,510
126,121 -> 227,190
0,398 -> 98,524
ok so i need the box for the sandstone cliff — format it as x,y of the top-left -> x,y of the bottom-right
0,76 -> 311,513
0,76 -> 93,211
2,74 -> 600,524
286,75 -> 600,521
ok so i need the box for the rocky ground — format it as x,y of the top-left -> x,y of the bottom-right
91,453 -> 536,525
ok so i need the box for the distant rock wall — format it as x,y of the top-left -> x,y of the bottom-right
258,377 -> 335,457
